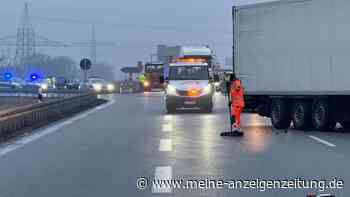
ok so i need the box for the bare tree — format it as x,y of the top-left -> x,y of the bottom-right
25,53 -> 79,80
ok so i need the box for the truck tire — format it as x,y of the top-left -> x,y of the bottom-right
271,99 -> 291,129
311,99 -> 336,131
291,101 -> 312,130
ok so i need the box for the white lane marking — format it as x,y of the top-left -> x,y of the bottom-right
164,115 -> 172,121
152,166 -> 172,193
162,124 -> 173,132
309,135 -> 336,147
0,99 -> 115,157
159,139 -> 172,152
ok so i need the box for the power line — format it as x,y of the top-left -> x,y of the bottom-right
28,15 -> 232,34
0,3 -> 66,66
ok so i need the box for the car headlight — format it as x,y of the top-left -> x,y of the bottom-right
93,83 -> 102,92
167,85 -> 177,95
143,81 -> 150,87
107,84 -> 115,91
40,83 -> 48,90
202,84 -> 212,94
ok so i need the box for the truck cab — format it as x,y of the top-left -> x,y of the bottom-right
164,61 -> 214,113
143,63 -> 164,91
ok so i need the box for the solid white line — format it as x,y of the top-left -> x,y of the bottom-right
0,99 -> 115,157
162,124 -> 173,132
152,166 -> 172,193
159,139 -> 172,152
309,135 -> 336,147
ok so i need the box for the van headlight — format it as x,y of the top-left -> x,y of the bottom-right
93,83 -> 102,92
167,85 -> 177,95
107,84 -> 115,91
202,85 -> 212,94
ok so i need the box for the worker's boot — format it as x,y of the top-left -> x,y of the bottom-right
232,124 -> 244,136
232,123 -> 239,131
221,124 -> 244,137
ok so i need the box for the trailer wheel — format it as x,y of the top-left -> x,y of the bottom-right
312,100 -> 336,131
271,99 -> 291,129
292,101 -> 312,130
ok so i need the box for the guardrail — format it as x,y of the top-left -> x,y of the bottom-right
0,88 -> 89,98
0,93 -> 103,141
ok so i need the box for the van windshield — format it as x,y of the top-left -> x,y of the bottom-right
169,66 -> 209,80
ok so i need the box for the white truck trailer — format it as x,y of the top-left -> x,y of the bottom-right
233,0 -> 350,130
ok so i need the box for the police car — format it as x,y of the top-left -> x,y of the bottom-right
164,61 -> 214,113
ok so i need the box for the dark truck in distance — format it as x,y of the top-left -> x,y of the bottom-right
143,63 -> 164,91
234,0 -> 350,131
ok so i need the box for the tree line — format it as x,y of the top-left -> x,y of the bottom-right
0,53 -> 116,81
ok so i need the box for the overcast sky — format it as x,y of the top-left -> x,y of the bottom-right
0,0 -> 273,79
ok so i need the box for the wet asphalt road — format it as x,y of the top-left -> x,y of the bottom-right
0,92 -> 348,197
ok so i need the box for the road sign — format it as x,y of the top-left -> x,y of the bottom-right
80,58 -> 92,70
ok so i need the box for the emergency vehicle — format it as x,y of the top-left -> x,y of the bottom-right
164,58 -> 214,113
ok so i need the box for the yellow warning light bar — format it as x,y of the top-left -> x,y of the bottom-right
175,58 -> 207,63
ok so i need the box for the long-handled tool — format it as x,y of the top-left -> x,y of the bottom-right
220,77 -> 244,137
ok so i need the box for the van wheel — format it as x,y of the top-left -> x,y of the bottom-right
292,101 -> 312,130
312,99 -> 335,131
271,99 -> 291,129
202,105 -> 213,113
166,104 -> 176,114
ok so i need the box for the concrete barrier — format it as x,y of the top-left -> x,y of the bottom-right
0,93 -> 103,141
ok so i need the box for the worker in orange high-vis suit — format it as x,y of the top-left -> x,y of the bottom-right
230,78 -> 245,130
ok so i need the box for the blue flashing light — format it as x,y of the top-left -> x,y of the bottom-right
4,72 -> 12,81
30,73 -> 39,81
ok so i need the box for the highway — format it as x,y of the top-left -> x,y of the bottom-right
0,92 -> 348,197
